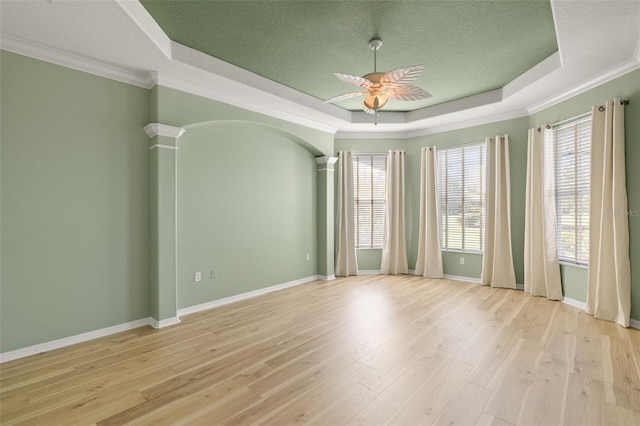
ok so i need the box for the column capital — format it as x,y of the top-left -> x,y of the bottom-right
144,123 -> 185,140
315,156 -> 338,165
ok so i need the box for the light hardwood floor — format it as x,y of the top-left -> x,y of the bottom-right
2,275 -> 640,425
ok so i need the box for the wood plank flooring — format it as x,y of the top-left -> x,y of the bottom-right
2,275 -> 640,425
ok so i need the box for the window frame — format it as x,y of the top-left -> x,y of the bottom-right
552,113 -> 592,266
352,153 -> 387,249
436,141 -> 486,253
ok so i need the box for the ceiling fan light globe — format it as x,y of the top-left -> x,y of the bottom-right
363,95 -> 388,110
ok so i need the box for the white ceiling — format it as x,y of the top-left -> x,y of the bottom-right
1,0 -> 639,138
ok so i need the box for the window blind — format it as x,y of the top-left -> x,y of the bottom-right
553,114 -> 591,265
437,142 -> 486,252
353,153 -> 387,249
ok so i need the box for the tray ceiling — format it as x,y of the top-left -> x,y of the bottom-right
140,0 -> 558,112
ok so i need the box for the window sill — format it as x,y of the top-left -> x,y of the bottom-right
442,249 -> 483,255
559,261 -> 588,270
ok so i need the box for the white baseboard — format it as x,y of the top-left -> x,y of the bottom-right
443,274 -> 481,284
0,275 -> 319,363
358,270 -> 381,275
177,275 -> 319,317
150,317 -> 181,329
562,296 -> 587,311
318,275 -> 336,281
562,297 -> 640,330
4,274 -> 636,363
0,318 -> 152,363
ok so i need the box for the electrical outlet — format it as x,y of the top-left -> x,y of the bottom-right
211,269 -> 218,279
459,257 -> 465,265
306,253 -> 310,261
194,272 -> 202,282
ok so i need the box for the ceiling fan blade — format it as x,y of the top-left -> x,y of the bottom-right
334,73 -> 372,89
322,91 -> 367,103
381,65 -> 424,86
361,101 -> 376,114
385,85 -> 432,101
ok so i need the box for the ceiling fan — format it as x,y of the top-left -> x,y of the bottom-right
323,38 -> 432,123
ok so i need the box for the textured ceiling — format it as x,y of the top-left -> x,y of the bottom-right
142,0 -> 558,112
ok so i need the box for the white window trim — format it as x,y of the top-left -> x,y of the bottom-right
437,141 -> 486,253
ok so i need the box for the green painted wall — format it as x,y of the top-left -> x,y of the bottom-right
176,124 -> 316,308
529,69 -> 640,317
0,48 -> 637,356
0,52 -> 151,352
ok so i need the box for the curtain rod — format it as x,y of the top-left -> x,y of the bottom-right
539,98 -> 630,131
432,140 -> 485,150
350,151 -> 389,156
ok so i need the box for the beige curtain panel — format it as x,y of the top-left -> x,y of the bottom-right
381,150 -> 408,274
524,127 -> 562,300
481,135 -> 517,289
415,146 -> 444,278
586,99 -> 631,327
335,151 -> 358,277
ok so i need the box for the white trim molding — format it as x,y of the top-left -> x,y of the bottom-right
318,275 -> 336,281
177,275 -> 320,317
143,123 -> 186,139
562,296 -> 587,311
358,270 -> 381,275
0,35 -> 154,89
149,144 -> 179,151
443,274 -> 481,284
527,59 -> 640,114
315,156 -> 339,165
0,318 -> 153,363
149,317 -> 181,329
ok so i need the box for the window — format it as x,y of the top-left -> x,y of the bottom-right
353,153 -> 387,248
553,114 -> 591,265
437,142 -> 486,252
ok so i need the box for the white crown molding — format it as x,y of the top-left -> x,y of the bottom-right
0,318 -> 153,363
335,131 -> 411,140
527,59 -> 640,114
406,109 -> 530,139
177,275 -> 319,317
152,72 -> 339,135
406,89 -> 503,123
144,123 -> 185,139
0,35 -> 154,89
315,156 -> 338,165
